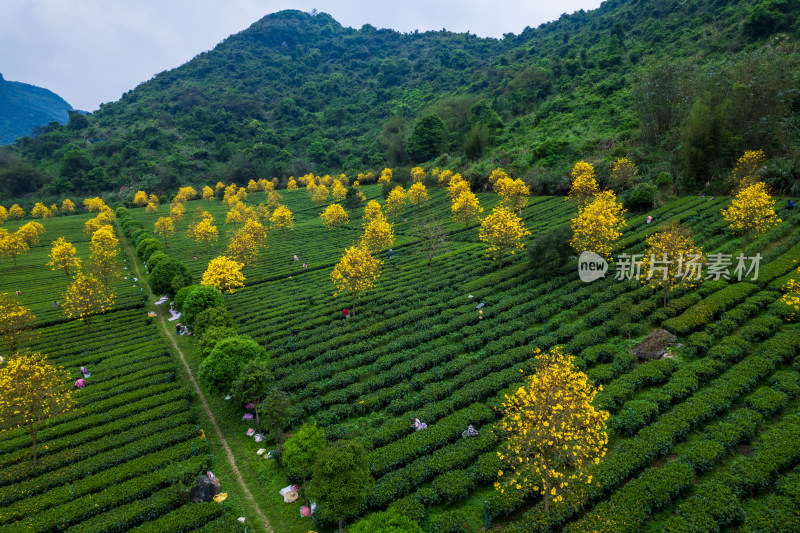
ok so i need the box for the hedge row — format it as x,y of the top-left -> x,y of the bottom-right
0,439 -> 199,526
4,454 -> 209,532
663,282 -> 760,335
0,419 -> 198,506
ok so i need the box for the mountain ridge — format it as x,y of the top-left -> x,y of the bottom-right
1,0 -> 799,201
0,73 -> 73,146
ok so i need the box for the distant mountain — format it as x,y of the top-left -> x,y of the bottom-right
0,73 -> 73,146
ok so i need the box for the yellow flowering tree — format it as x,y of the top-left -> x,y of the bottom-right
321,203 -> 350,230
362,201 -> 383,227
730,149 -> 766,191
385,186 -> 407,220
154,217 -> 175,247
190,218 -> 219,250
437,169 -> 453,187
331,244 -> 382,316
609,157 -> 637,190
287,178 -> 298,190
479,207 -> 530,269
175,186 -> 198,203
83,197 -> 106,213
721,181 -> 781,247
488,168 -> 509,187
89,225 -> 121,296
148,193 -> 159,206
9,204 -> 25,220
0,351 -> 75,464
570,190 -> 627,259
170,202 -> 185,224
133,190 -> 148,207
31,202 -> 51,220
256,203 -> 270,224
360,215 -> 395,253
202,186 -> 215,201
447,176 -> 470,200
145,203 -> 157,214
271,205 -> 294,232
0,230 -> 29,268
640,223 -> 704,307
0,293 -> 38,355
215,181 -> 226,195
201,256 -> 245,294
247,179 -> 260,192
332,182 -> 347,203
451,191 -> 483,230
495,346 -> 609,514
566,161 -> 599,208
495,177 -> 530,212
312,184 -> 330,206
378,168 -> 392,185
63,271 -> 112,333
227,219 -> 267,268
17,221 -> 45,248
0,206 -> 7,224
780,267 -> 800,322
408,183 -> 429,207
47,237 -> 81,280
267,190 -> 283,208
61,199 -> 76,214
411,167 -> 426,183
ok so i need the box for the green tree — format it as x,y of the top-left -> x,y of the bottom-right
407,114 -> 447,162
259,388 -> 292,461
307,439 -> 375,533
199,335 -> 267,393
182,285 -> 224,327
283,423 -> 326,506
231,359 -> 273,425
147,258 -> 193,296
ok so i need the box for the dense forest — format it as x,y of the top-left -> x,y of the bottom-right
1,0 -> 799,203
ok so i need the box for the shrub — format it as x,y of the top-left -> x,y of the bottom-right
624,182 -> 658,210
683,439 -> 726,472
428,510 -> 471,533
174,285 -> 200,312
136,239 -> 162,262
199,335 -> 268,393
389,495 -> 426,526
148,258 -> 193,297
198,326 -> 238,357
350,509 -> 423,533
145,252 -> 168,274
182,286 -> 224,327
193,307 -> 234,337
432,471 -> 471,505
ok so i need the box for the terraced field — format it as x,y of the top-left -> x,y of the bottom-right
123,185 -> 800,532
0,215 -> 237,532
4,183 -> 798,532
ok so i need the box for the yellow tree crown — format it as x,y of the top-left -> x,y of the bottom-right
495,346 -> 608,511
270,205 -> 294,231
570,190 -> 627,260
567,161 -> 599,207
201,256 -> 245,293
320,203 -> 350,230
408,183 -> 429,206
479,207 -> 529,264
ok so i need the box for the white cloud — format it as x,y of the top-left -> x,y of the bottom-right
0,0 -> 602,111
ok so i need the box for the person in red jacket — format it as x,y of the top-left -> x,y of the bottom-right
342,308 -> 349,319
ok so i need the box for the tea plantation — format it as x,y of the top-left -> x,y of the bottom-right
2,183 -> 799,532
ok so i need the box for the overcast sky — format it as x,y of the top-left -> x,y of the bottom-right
1,0 -> 603,112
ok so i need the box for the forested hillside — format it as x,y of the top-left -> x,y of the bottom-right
1,0 -> 799,202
